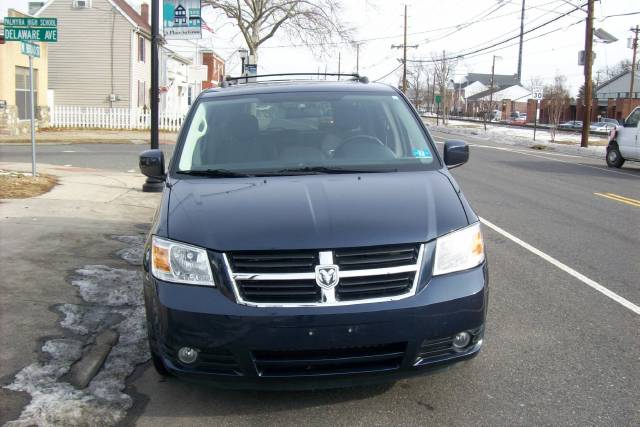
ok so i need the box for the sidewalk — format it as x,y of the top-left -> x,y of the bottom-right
424,117 -> 608,159
0,162 -> 160,425
0,129 -> 178,145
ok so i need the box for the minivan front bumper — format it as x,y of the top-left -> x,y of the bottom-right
143,262 -> 488,389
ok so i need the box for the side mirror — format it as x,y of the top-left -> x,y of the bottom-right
620,118 -> 627,127
443,140 -> 469,169
139,149 -> 165,179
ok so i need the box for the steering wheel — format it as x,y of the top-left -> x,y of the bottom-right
333,135 -> 396,160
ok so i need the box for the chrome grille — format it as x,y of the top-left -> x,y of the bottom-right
334,244 -> 420,270
228,251 -> 318,273
336,272 -> 415,300
236,279 -> 321,303
224,244 -> 424,307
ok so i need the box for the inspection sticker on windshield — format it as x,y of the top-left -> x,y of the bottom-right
412,149 -> 432,159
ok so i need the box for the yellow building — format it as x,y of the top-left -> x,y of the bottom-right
0,9 -> 49,136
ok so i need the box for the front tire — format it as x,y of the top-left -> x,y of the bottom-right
606,146 -> 625,168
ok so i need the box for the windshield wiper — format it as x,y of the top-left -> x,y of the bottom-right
177,169 -> 255,178
266,166 -> 396,175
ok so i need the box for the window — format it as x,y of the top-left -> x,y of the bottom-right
137,81 -> 146,107
626,108 -> 640,128
177,92 -> 438,174
15,66 -> 38,120
72,0 -> 91,8
138,35 -> 145,63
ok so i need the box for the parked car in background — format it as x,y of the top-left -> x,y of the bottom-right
590,121 -> 617,132
606,107 -> 640,168
601,118 -> 619,126
508,112 -> 527,125
558,120 -> 583,130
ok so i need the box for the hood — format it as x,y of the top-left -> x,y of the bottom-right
167,171 -> 468,251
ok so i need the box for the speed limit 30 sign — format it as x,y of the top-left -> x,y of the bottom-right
532,87 -> 543,100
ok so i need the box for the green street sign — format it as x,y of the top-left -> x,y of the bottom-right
20,41 -> 41,58
435,95 -> 442,104
3,17 -> 58,42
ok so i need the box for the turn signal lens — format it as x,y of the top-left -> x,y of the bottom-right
433,222 -> 485,276
151,236 -> 215,286
152,244 -> 170,273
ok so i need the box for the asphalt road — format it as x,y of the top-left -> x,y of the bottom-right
0,142 -> 175,172
2,137 -> 639,425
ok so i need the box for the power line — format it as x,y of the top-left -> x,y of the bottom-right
373,63 -> 404,82
449,0 -> 570,57
246,0 -> 561,50
406,1 -> 587,64
412,0 -> 512,46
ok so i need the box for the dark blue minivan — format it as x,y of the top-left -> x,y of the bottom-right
139,76 -> 488,388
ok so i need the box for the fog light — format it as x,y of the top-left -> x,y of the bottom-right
178,347 -> 198,364
452,332 -> 471,350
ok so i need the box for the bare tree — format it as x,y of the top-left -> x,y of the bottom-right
407,63 -> 430,111
543,75 -> 570,142
204,0 -> 351,63
431,50 -> 457,124
526,75 -> 544,92
598,59 -> 633,81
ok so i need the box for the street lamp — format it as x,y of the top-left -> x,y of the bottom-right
142,0 -> 164,192
238,48 -> 248,75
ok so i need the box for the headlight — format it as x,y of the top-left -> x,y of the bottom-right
433,222 -> 485,276
151,236 -> 215,286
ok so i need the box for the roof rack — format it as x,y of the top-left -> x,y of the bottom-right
221,73 -> 369,87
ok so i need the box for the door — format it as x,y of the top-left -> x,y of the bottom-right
619,108 -> 640,160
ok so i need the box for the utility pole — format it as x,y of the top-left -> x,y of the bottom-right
486,55 -> 498,131
338,52 -> 341,79
143,0 -> 163,192
630,25 -> 639,97
356,43 -> 360,75
391,5 -> 417,94
517,0 -> 525,83
403,4 -> 407,92
580,0 -> 594,149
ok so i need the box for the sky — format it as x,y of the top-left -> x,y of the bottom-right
3,0 -> 639,95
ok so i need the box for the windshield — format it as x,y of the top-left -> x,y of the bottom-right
175,91 -> 438,176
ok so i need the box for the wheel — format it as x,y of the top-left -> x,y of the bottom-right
606,146 -> 625,168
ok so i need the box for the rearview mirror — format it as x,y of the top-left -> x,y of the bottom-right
139,149 -> 165,179
443,140 -> 469,169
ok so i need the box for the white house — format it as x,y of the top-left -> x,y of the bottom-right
160,48 -> 192,115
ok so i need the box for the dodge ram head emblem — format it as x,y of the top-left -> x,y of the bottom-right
315,265 -> 339,289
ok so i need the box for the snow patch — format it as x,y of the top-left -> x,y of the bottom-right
4,236 -> 149,427
113,235 -> 145,266
428,119 -> 608,159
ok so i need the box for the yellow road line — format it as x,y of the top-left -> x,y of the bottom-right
605,193 -> 640,205
594,193 -> 640,208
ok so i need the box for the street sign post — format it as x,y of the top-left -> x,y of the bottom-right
19,41 -> 42,176
3,17 -> 57,42
20,41 -> 40,58
435,95 -> 442,126
531,87 -> 543,141
5,15 -> 56,176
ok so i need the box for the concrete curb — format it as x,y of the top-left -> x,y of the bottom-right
69,329 -> 120,389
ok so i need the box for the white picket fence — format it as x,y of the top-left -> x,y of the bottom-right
50,106 -> 185,131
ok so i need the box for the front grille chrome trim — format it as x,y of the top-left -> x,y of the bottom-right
232,264 -> 418,282
223,244 -> 425,307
